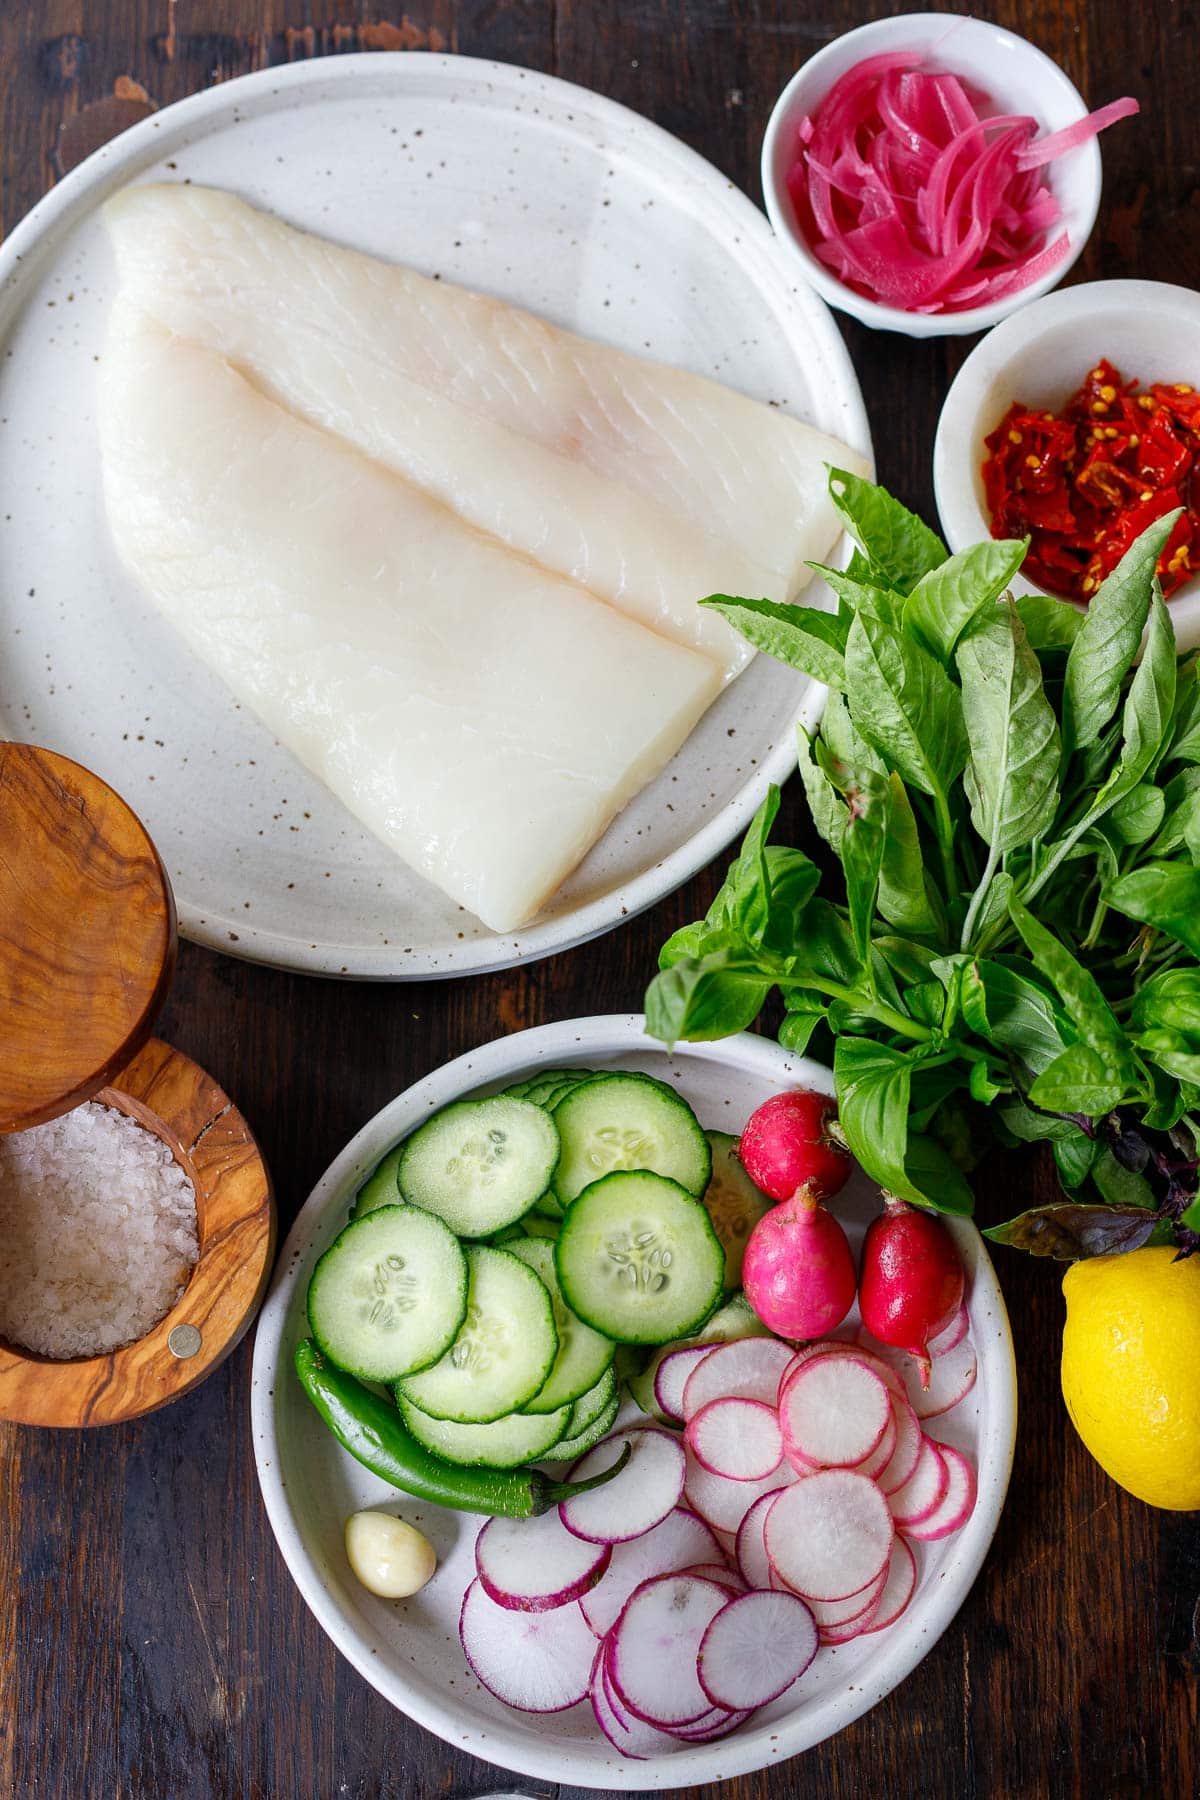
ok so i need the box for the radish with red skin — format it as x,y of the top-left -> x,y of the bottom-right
857,1328 -> 979,1420
737,1090 -> 851,1203
686,1396 -> 784,1481
858,1198 -> 965,1388
697,1589 -> 819,1710
459,1577 -> 598,1712
741,1191 -> 857,1339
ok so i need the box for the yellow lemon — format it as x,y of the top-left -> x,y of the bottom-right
1061,1246 -> 1200,1511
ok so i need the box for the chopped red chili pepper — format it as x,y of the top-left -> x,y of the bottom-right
981,358 -> 1200,601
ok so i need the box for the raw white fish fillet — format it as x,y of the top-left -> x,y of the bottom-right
97,303 -> 721,933
104,184 -> 867,681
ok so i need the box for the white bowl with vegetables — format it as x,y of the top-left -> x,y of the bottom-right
251,1016 -> 1015,1788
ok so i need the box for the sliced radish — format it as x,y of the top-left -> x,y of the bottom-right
887,1434 -> 950,1527
861,1537 -> 918,1634
686,1397 -> 784,1481
779,1355 -> 891,1469
459,1577 -> 597,1712
734,1488 -> 788,1592
857,1329 -> 978,1419
561,1428 -> 685,1544
667,1704 -> 754,1742
928,1301 -> 969,1358
697,1590 -> 819,1709
682,1561 -> 748,1593
579,1506 -> 722,1638
764,1470 -> 893,1602
682,1337 -> 794,1419
685,1449 -> 797,1535
475,1510 -> 611,1613
905,1443 -> 977,1540
590,1647 -> 678,1758
654,1345 -> 713,1422
855,1403 -> 898,1480
876,1395 -> 923,1495
608,1573 -> 731,1727
802,1564 -> 887,1629
819,1590 -> 884,1644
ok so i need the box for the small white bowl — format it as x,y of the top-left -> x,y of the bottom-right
934,278 -> 1200,648
761,13 -> 1103,339
251,1015 -> 1016,1789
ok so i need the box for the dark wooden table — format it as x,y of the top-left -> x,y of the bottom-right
2,4 -> 1197,1797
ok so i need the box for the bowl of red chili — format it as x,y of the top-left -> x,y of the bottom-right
934,279 -> 1200,643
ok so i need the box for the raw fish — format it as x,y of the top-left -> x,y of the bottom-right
104,184 -> 867,680
97,302 -> 722,933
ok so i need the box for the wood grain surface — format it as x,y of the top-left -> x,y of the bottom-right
1,3 -> 1197,1797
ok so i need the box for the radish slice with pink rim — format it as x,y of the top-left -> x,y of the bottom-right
735,1487 -> 788,1591
779,1354 -> 891,1469
561,1428 -> 685,1544
858,1329 -> 978,1420
876,1395 -> 924,1495
928,1301 -> 969,1359
697,1590 -> 819,1711
685,1449 -> 798,1535
686,1396 -> 784,1481
608,1573 -> 732,1727
854,1402 -> 898,1480
681,1337 -> 795,1419
459,1577 -> 598,1712
790,1564 -> 886,1630
888,1434 -> 950,1527
681,1561 -> 748,1593
861,1537 -> 918,1634
579,1506 -> 722,1638
590,1648 -> 677,1759
904,1443 -> 978,1541
474,1509 -> 611,1613
653,1345 -> 712,1422
764,1470 -> 893,1602
668,1704 -> 754,1743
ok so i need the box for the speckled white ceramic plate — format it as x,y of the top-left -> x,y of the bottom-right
251,1017 -> 1016,1788
0,54 -> 870,978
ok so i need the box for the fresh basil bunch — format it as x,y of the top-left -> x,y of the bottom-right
645,471 -> 1200,1259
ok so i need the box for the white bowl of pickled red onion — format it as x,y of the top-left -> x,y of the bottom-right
761,14 -> 1136,339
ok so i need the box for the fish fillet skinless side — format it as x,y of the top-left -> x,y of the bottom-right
97,302 -> 722,933
104,185 -> 867,681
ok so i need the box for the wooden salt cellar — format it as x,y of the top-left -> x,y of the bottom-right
0,742 -> 274,1426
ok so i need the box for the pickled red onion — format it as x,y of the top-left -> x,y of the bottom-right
788,58 -> 1137,315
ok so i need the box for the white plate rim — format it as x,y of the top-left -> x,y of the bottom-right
250,1013 -> 1017,1788
0,53 -> 871,981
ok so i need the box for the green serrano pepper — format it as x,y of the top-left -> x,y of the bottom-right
294,1338 -> 631,1518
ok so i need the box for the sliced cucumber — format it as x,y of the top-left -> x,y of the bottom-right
350,1145 -> 404,1220
397,1396 -> 571,1469
626,1291 -> 775,1420
396,1244 -> 557,1423
561,1365 -> 617,1440
398,1096 -> 559,1236
555,1170 -> 725,1345
543,1389 -> 621,1463
505,1068 -> 594,1108
506,1238 -> 614,1413
520,1213 -> 560,1240
307,1205 -> 467,1382
702,1130 -> 774,1289
529,1191 -> 565,1222
551,1073 -> 710,1208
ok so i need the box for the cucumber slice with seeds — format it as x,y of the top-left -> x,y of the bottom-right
396,1244 -> 557,1423
507,1237 -> 614,1413
504,1069 -> 593,1108
398,1096 -> 559,1236
555,1170 -> 725,1345
350,1145 -> 404,1220
702,1130 -> 774,1289
551,1074 -> 710,1209
308,1205 -> 467,1382
397,1396 -> 571,1470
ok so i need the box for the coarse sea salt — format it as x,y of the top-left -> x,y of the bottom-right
0,1101 -> 198,1359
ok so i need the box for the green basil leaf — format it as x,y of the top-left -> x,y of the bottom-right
797,726 -> 846,853
901,1132 -> 976,1215
1105,861 -> 1200,956
985,1202 -> 1158,1259
1105,782 -> 1166,845
778,999 -> 829,1056
1142,1063 -> 1188,1131
998,1101 -> 1088,1144
969,1059 -> 1009,1103
814,746 -> 884,973
905,981 -> 948,1030
806,562 -> 902,622
699,596 -> 847,687
827,468 -> 947,595
874,773 -> 944,939
1053,1130 -> 1102,1188
658,919 -> 713,969
1130,967 -> 1200,1038
905,537 -> 1028,662
792,897 -> 860,987
956,599 -> 1060,853
703,786 -> 780,940
822,689 -> 886,775
758,847 -> 824,962
833,1037 -> 923,1204
1132,1029 -> 1200,1085
959,958 -> 1070,1077
1028,1043 -> 1128,1118
873,935 -> 941,985
1091,1146 -> 1157,1210
1109,581 -> 1176,794
1016,593 -> 1086,653
1164,656 -> 1200,765
1007,888 -> 1137,1081
644,950 -> 772,1046
1061,510 -> 1178,752
845,609 -> 967,801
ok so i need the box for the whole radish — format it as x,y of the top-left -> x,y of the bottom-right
741,1193 -> 857,1338
737,1090 -> 851,1204
858,1197 -> 964,1389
